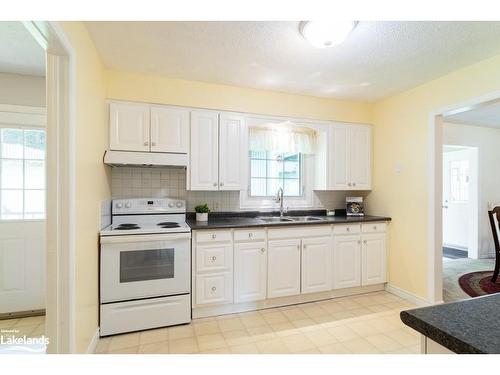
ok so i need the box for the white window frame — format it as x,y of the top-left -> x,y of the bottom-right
0,104 -> 46,222
240,115 -> 329,210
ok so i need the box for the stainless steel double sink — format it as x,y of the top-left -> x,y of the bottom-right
257,216 -> 324,223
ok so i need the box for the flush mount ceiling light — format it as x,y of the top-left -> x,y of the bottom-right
299,21 -> 357,48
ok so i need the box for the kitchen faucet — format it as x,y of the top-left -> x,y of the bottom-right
276,187 -> 287,217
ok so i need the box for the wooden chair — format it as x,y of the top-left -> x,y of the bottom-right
488,206 -> 500,282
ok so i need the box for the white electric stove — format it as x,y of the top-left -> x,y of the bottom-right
99,198 -> 192,336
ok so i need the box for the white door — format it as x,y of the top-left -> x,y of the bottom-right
267,239 -> 301,298
189,111 -> 219,190
350,126 -> 371,190
0,221 -> 45,313
218,114 -> 244,190
109,102 -> 150,152
442,149 -> 472,250
329,125 -> 350,190
361,234 -> 386,286
301,236 -> 332,294
333,235 -> 361,289
150,106 -> 189,153
234,242 -> 267,303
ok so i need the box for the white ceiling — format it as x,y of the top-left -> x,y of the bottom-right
445,101 -> 500,128
85,21 -> 500,101
0,22 -> 45,76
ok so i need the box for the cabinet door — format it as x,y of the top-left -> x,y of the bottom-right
109,102 -> 150,152
195,243 -> 233,274
267,239 -> 301,298
150,106 -> 189,153
333,235 -> 361,289
195,272 -> 233,306
361,233 -> 386,285
349,126 -> 371,190
234,242 -> 267,303
219,114 -> 245,190
301,236 -> 332,294
189,111 -> 219,190
329,125 -> 350,190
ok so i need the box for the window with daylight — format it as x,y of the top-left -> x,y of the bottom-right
0,128 -> 46,220
450,159 -> 469,202
249,150 -> 303,197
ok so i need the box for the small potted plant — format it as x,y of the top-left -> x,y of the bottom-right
195,203 -> 210,222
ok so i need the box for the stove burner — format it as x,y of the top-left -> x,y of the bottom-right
160,223 -> 180,228
157,222 -> 178,226
115,223 -> 140,230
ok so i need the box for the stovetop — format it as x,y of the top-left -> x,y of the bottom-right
100,221 -> 191,236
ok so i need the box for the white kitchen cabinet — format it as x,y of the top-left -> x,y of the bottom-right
219,114 -> 245,190
267,239 -> 301,298
330,125 -> 350,190
150,106 -> 189,153
301,236 -> 332,294
195,272 -> 233,306
333,234 -> 361,289
189,110 -> 220,190
109,102 -> 150,152
234,242 -> 267,303
349,126 -> 371,190
361,233 -> 387,286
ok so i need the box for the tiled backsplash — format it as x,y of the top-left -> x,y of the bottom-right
111,167 -> 368,212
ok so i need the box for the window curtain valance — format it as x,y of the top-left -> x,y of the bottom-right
248,121 -> 316,154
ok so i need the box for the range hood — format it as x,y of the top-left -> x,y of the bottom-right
103,150 -> 187,168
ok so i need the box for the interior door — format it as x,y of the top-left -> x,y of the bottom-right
109,102 -> 150,152
443,149 -> 471,249
189,111 -> 219,190
301,236 -> 332,294
267,239 -> 301,298
150,106 -> 189,153
218,114 -> 244,190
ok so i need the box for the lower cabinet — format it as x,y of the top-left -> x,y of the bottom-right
361,233 -> 387,286
333,235 -> 361,289
267,239 -> 301,298
301,236 -> 333,294
234,241 -> 267,303
195,272 -> 233,305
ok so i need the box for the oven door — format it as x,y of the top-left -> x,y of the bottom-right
100,233 -> 191,303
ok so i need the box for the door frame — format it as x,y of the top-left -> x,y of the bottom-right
23,21 -> 76,353
428,91 -> 500,304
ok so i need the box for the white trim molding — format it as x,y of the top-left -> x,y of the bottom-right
86,328 -> 100,354
385,283 -> 433,307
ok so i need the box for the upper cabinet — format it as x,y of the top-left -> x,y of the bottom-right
109,102 -> 189,153
317,123 -> 372,191
189,111 -> 245,191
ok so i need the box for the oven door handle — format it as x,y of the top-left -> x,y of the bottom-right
100,232 -> 191,244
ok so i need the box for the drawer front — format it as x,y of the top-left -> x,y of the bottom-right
234,229 -> 266,242
361,222 -> 387,233
195,272 -> 233,306
196,243 -> 232,273
333,224 -> 361,235
268,225 -> 331,240
195,230 -> 232,243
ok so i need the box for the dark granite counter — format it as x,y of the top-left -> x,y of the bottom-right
401,294 -> 500,354
186,210 -> 391,230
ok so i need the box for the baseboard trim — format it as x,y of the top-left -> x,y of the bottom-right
86,328 -> 100,354
385,283 -> 431,307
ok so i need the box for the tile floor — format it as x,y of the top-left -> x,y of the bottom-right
442,257 -> 495,302
95,291 -> 421,354
0,315 -> 46,339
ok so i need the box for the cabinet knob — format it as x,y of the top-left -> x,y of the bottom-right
303,244 -> 307,249
211,256 -> 217,262
213,182 -> 217,187
211,286 -> 216,292
346,227 -> 350,232
143,141 -> 148,146
348,183 -> 352,187
220,182 -> 224,187
373,226 -> 377,230
358,240 -> 361,245
211,233 -> 217,239
260,248 -> 265,254
353,182 -> 356,187
151,142 -> 156,147
248,233 -> 253,238
363,240 -> 367,244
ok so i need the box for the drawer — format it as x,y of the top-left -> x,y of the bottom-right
196,243 -> 233,273
268,225 -> 331,240
361,222 -> 387,233
333,224 -> 361,235
195,272 -> 233,306
234,229 -> 266,242
195,230 -> 232,243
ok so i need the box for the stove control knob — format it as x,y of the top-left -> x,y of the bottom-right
116,203 -> 123,209
125,202 -> 131,209
176,202 -> 183,208
168,202 -> 174,208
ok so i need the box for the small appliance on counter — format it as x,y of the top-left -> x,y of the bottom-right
346,196 -> 364,216
99,198 -> 191,336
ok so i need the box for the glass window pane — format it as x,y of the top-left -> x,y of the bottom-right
1,190 -> 23,219
24,190 -> 45,218
2,159 -> 23,189
266,160 -> 281,179
250,150 -> 266,159
283,161 -> 300,179
266,178 -> 281,196
25,160 -> 45,189
250,178 -> 266,196
120,248 -> 174,283
250,159 -> 266,178
1,129 -> 24,159
24,130 -> 46,160
284,179 -> 300,196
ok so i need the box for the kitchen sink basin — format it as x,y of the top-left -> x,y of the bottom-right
257,217 -> 294,223
287,216 -> 324,222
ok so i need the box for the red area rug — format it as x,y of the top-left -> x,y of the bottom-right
458,271 -> 500,297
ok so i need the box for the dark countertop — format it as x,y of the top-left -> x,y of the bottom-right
186,210 -> 391,230
401,294 -> 500,354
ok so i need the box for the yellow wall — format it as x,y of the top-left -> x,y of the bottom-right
368,53 -> 500,299
105,70 -> 372,123
58,22 -> 111,353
